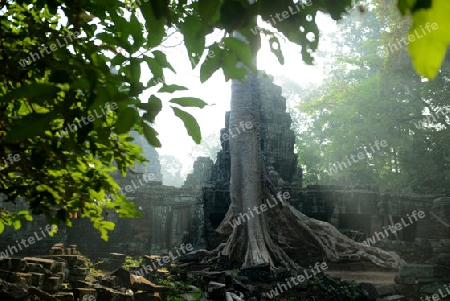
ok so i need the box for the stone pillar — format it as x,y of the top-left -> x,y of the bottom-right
430,197 -> 450,266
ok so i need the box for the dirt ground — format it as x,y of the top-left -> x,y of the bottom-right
326,261 -> 397,285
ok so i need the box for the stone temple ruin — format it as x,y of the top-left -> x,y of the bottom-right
1,75 -> 450,299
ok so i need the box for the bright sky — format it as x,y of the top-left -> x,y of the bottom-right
139,13 -> 339,178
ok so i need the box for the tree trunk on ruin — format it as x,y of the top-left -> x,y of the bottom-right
215,18 -> 405,272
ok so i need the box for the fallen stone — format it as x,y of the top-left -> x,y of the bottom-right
133,291 -> 162,301
53,292 -> 75,301
111,268 -> 134,289
42,276 -> 62,293
28,286 -> 58,301
131,275 -> 170,292
359,282 -> 379,301
208,281 -> 226,301
0,279 -> 29,300
23,257 -> 55,272
96,286 -> 133,301
0,269 -> 32,285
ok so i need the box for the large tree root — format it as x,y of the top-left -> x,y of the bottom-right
216,187 -> 405,272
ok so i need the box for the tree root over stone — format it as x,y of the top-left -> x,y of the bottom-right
215,188 -> 405,272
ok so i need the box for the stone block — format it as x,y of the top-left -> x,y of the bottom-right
68,274 -> 87,283
49,255 -> 87,267
30,272 -> 45,288
208,281 -> 226,301
74,288 -> 96,301
95,287 -> 133,301
71,267 -> 90,276
377,284 -> 397,297
26,262 -> 52,275
399,264 -> 434,278
382,295 -> 406,301
0,269 -> 32,285
395,284 -> 417,295
24,257 -> 55,272
28,286 -> 58,301
43,276 -> 62,293
53,292 -> 75,301
134,291 -> 162,301
395,275 -> 416,285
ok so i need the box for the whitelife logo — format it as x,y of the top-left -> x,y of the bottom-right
266,261 -> 328,299
386,22 -> 438,55
362,210 -> 425,247
228,192 -> 291,228
325,140 -> 388,176
0,224 -> 56,260
56,102 -> 118,138
18,31 -> 80,67
0,153 -> 21,171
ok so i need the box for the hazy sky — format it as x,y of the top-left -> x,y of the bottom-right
140,13 -> 339,177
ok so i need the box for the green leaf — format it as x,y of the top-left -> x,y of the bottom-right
169,97 -> 207,108
0,221 -> 4,234
198,0 -> 221,23
158,85 -> 188,93
138,95 -> 163,123
223,37 -> 256,70
200,43 -> 222,83
172,107 -> 201,144
143,122 -> 162,147
153,50 -> 175,73
140,1 -> 166,47
144,57 -> 164,84
5,112 -> 56,142
408,0 -> 450,79
1,83 -> 60,104
129,13 -> 144,51
222,51 -> 248,81
179,14 -> 206,67
13,220 -> 21,230
115,107 -> 136,134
